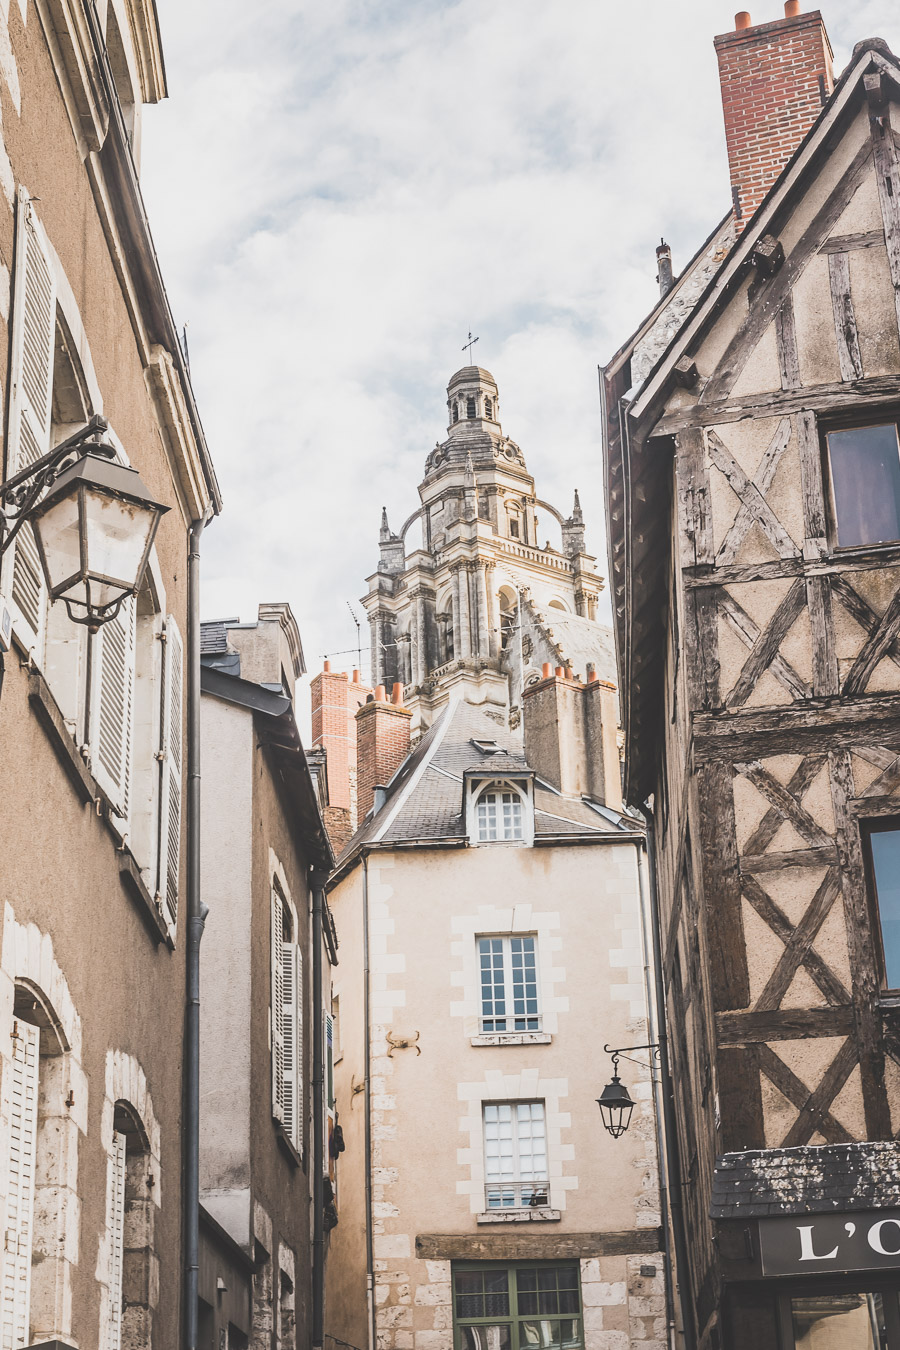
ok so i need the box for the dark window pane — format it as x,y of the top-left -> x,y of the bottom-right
485,1271 -> 509,1294
870,827 -> 900,987
461,1328 -> 511,1350
828,424 -> 900,547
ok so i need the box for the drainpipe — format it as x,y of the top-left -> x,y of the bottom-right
634,838 -> 677,1349
184,515 -> 210,1350
362,852 -> 376,1350
638,804 -> 697,1350
311,870 -> 327,1350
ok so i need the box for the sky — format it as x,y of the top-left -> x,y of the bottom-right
140,0 -> 900,693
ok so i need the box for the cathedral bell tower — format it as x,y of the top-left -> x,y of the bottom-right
361,366 -> 606,734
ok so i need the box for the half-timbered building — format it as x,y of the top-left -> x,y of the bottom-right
604,10 -> 900,1349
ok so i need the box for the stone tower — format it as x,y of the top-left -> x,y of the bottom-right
361,366 -> 610,732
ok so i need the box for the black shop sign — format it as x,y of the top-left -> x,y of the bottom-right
759,1210 -> 900,1277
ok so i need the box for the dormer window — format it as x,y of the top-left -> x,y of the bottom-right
467,397 -> 476,419
477,788 -> 522,841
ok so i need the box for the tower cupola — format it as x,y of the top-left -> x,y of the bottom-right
446,366 -> 500,435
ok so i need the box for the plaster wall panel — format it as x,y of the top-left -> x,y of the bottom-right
850,245 -> 900,377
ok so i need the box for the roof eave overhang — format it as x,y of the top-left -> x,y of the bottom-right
605,40 -> 900,806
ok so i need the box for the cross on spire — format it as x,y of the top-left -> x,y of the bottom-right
462,331 -> 479,363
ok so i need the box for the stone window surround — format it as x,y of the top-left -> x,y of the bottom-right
100,1051 -> 162,1350
450,901 -> 567,1040
457,1068 -> 577,1216
0,903 -> 87,1347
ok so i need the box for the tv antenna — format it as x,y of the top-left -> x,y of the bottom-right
462,331 -> 479,363
347,601 -> 363,673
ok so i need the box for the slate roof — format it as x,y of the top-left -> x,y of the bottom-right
530,604 -> 618,686
334,700 -> 633,874
711,1143 -> 900,1219
200,619 -> 232,655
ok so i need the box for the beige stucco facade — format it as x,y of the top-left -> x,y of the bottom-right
326,834 -> 666,1350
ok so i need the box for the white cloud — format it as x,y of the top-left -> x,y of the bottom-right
140,0 -> 900,705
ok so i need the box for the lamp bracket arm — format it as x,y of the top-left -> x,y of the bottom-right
603,1042 -> 660,1071
0,414 -> 113,554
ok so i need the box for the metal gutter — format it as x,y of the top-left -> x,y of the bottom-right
311,871 -> 328,1350
639,805 -> 697,1350
362,854 -> 376,1350
184,514 -> 210,1350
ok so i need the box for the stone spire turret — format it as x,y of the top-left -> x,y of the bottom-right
377,507 -> 404,573
562,489 -> 586,557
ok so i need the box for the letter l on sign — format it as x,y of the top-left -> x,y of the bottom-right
798,1225 -> 839,1261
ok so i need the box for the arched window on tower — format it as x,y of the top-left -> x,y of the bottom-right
437,612 -> 454,666
452,403 -> 459,423
498,588 -> 517,652
466,397 -> 476,419
484,397 -> 493,419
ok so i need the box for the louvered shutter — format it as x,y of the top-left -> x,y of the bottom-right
282,942 -> 297,1147
90,595 -> 136,821
1,1020 -> 39,1350
295,946 -> 304,1151
157,616 -> 183,927
105,1131 -> 126,1350
271,891 -> 285,1125
325,1010 -> 335,1177
4,194 -> 55,657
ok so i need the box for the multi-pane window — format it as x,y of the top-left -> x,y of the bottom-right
453,1264 -> 582,1350
864,822 -> 900,989
825,422 -> 900,548
476,788 -> 523,842
478,937 -> 540,1033
483,1103 -> 548,1210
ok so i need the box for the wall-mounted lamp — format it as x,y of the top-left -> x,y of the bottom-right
597,1043 -> 659,1139
1,414 -> 168,633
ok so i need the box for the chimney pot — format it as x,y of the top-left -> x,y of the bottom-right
352,668 -> 360,683
565,666 -> 574,681
542,662 -> 552,678
374,684 -> 386,702
324,659 -> 331,672
586,662 -> 596,682
716,6 -> 833,230
391,682 -> 404,705
555,666 -> 565,679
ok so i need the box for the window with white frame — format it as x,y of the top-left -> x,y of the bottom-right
272,887 -> 304,1157
476,785 -> 524,842
478,936 -> 540,1033
483,1102 -> 549,1210
3,193 -> 182,916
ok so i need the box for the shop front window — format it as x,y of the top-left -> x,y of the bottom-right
454,1265 -> 582,1350
787,1291 -> 900,1349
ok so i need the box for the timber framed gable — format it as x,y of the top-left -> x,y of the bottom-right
604,30 -> 900,1349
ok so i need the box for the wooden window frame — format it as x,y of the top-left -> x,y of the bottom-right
860,817 -> 900,994
476,935 -> 541,1034
818,409 -> 900,556
452,1261 -> 583,1350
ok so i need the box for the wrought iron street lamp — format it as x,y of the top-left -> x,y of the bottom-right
597,1043 -> 659,1139
0,414 -> 168,633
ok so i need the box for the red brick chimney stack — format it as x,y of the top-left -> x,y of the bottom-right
310,662 -> 374,850
355,683 -> 412,822
714,5 -> 833,231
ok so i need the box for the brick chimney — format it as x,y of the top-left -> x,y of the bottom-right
714,5 -> 833,230
355,683 -> 412,822
310,662 -> 373,851
522,664 -> 622,811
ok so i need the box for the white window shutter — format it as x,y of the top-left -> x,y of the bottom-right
282,942 -> 297,1147
105,1131 -> 126,1350
1,1020 -> 39,1350
325,1010 -> 335,1175
3,194 -> 56,657
271,892 -> 285,1125
295,945 -> 304,1150
90,595 -> 136,821
157,616 -> 183,926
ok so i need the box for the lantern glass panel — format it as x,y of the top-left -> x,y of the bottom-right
82,487 -> 157,590
32,490 -> 82,594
